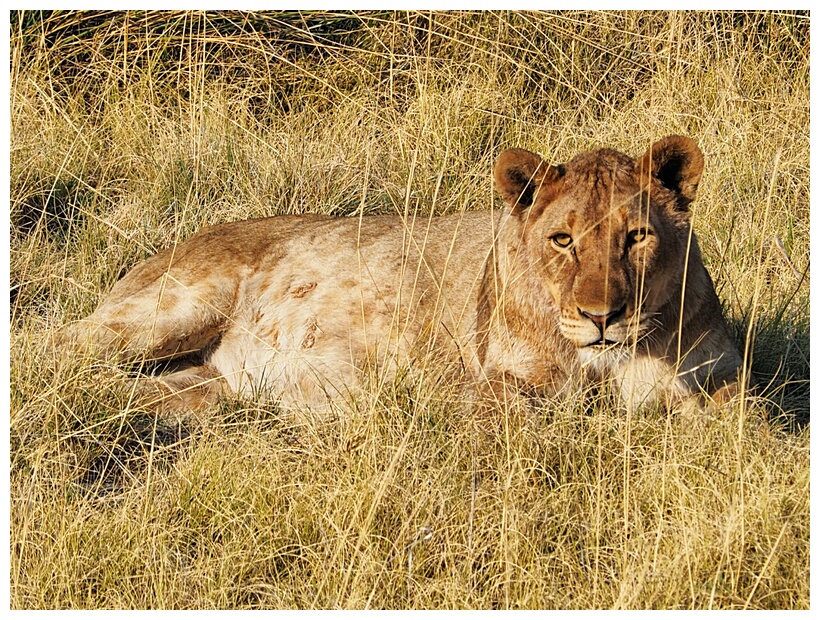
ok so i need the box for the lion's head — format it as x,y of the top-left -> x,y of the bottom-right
494,135 -> 705,355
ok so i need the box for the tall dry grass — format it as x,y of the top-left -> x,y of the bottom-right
9,10 -> 809,609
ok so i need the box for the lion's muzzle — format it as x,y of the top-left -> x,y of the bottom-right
578,304 -> 627,345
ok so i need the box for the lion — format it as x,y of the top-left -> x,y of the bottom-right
58,135 -> 750,412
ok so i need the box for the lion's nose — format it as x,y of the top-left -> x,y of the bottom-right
578,305 -> 626,339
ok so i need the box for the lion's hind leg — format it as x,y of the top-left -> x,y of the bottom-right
58,255 -> 238,366
60,284 -> 227,364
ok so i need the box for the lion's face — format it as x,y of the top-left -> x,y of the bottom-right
495,136 -> 704,352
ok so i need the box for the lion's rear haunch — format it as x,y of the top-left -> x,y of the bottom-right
61,135 -> 750,412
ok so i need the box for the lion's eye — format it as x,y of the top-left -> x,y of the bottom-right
551,233 -> 573,249
627,229 -> 650,245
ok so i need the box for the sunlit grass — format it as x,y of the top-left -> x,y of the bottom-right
9,10 -> 809,609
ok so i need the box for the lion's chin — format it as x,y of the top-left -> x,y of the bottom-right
576,344 -> 631,374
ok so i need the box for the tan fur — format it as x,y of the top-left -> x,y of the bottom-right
60,135 -> 749,412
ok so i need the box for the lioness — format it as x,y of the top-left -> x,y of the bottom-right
61,135 -> 748,412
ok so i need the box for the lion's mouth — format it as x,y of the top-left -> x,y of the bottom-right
586,339 -> 621,348
561,315 -> 648,349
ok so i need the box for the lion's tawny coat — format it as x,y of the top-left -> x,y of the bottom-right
62,136 -> 748,411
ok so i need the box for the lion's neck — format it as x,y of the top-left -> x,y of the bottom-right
652,241 -> 719,362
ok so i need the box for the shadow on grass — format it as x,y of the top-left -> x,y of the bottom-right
12,175 -> 93,243
69,393 -> 292,498
728,314 -> 809,432
73,412 -> 194,496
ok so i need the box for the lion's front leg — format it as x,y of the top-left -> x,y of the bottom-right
136,363 -> 230,413
707,367 -> 758,406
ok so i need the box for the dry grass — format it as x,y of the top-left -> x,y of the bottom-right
9,10 -> 809,609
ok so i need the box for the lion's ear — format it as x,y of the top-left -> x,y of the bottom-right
640,135 -> 704,210
495,149 -> 562,213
